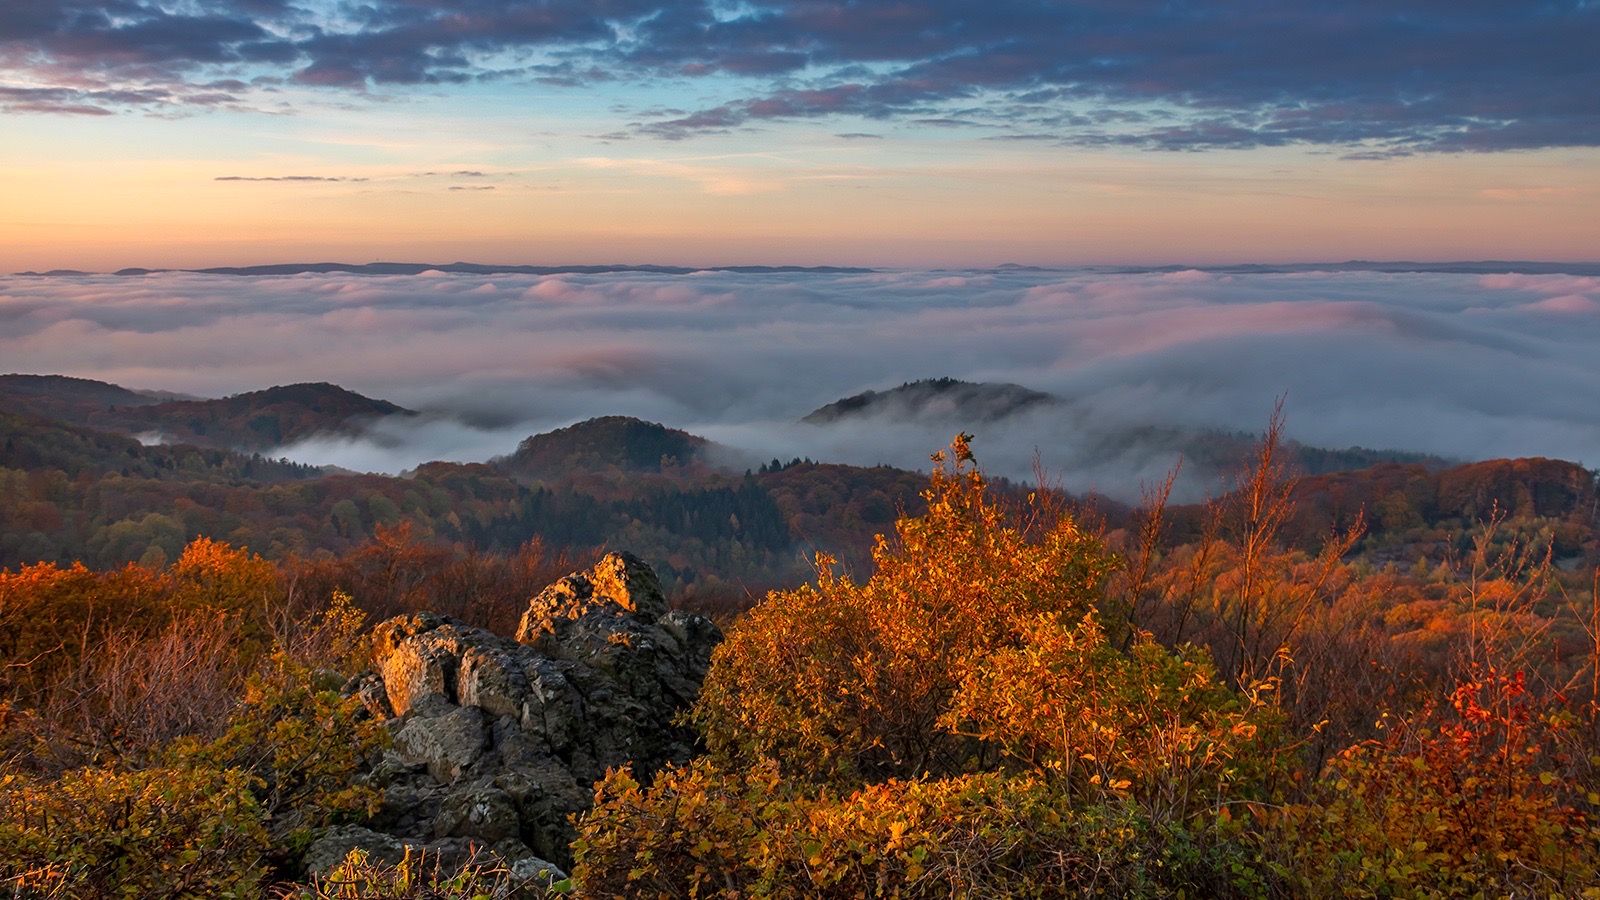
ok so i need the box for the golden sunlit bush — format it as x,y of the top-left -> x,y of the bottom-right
0,538 -> 285,712
0,591 -> 384,897
0,762 -> 269,899
693,435 -> 1113,784
578,438 -> 1277,897
943,612 -> 1280,822
0,560 -> 170,703
575,758 -> 1268,898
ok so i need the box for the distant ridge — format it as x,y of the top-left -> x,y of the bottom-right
1082,260 -> 1600,277
14,260 -> 1599,277
0,374 -> 183,423
0,375 -> 411,452
89,262 -> 874,277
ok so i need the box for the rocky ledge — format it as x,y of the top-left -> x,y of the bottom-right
312,551 -> 722,883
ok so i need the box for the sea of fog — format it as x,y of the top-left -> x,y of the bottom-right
5,267 -> 1599,499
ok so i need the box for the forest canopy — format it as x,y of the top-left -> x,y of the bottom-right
2,426 -> 1600,897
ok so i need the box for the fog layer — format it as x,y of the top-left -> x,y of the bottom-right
4,268 -> 1597,498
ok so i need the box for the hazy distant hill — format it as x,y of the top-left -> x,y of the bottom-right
1091,422 -> 1453,480
0,375 -> 1586,591
0,375 -> 412,452
803,378 -> 1061,425
0,374 -> 181,423
498,416 -> 710,480
104,383 -> 413,451
801,377 -> 1450,485
0,409 -> 319,484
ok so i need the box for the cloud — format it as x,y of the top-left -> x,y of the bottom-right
1,2 -> 1594,153
215,175 -> 368,182
7,268 -> 1600,499
610,1 -> 1600,151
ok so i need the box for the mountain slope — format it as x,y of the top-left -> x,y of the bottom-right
498,416 -> 710,480
102,382 -> 413,450
1,375 -> 413,452
803,378 -> 1061,425
0,374 -> 177,423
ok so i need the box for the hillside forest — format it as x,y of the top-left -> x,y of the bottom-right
2,376 -> 1599,896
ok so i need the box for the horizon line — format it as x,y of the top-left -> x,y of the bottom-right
13,258 -> 1600,278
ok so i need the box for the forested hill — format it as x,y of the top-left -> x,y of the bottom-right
497,416 -> 709,481
0,376 -> 411,452
0,410 -> 320,484
105,382 -> 412,450
2,372 -> 1596,600
802,378 -> 1061,424
0,374 -> 175,421
0,405 -> 931,587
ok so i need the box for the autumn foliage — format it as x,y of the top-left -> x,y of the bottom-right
576,437 -> 1281,896
0,543 -> 385,897
573,433 -> 1600,898
5,424 -> 1600,896
693,435 -> 1115,784
1275,668 -> 1600,897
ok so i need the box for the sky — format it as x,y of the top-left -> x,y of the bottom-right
3,1 -> 1598,270
6,267 -> 1600,498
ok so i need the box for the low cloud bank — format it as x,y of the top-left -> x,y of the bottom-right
4,268 -> 1599,498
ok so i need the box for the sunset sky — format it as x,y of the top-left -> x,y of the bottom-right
3,1 -> 1598,271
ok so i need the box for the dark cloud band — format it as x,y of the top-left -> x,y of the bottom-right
3,1 -> 1596,153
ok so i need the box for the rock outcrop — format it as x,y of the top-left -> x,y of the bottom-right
313,551 -> 722,878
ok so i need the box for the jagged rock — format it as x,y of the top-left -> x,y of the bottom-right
348,671 -> 394,720
350,551 -> 722,872
510,854 -> 569,890
393,701 -> 489,784
458,643 -> 530,721
491,757 -> 588,863
303,825 -> 408,877
373,613 -> 529,715
434,784 -> 520,842
515,550 -> 667,648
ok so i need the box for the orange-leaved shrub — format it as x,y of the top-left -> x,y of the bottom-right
943,611 -> 1280,823
692,435 -> 1113,785
0,591 -> 386,898
0,763 -> 269,899
575,759 -> 1256,898
577,438 -> 1279,897
1273,667 -> 1600,897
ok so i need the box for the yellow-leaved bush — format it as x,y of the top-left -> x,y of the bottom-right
943,611 -> 1280,822
692,435 -> 1115,785
1272,668 -> 1600,898
576,437 -> 1279,897
574,760 -> 1219,899
0,592 -> 386,898
0,763 -> 269,899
